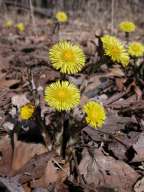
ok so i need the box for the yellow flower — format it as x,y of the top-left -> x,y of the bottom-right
44,81 -> 80,111
101,35 -> 124,61
101,35 -> 129,66
4,20 -> 13,28
49,41 -> 85,74
16,22 -> 25,32
19,103 -> 35,120
120,54 -> 130,67
55,11 -> 68,23
119,21 -> 136,32
83,101 -> 106,128
128,42 -> 144,57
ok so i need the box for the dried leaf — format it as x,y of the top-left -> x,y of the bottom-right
79,149 -> 139,192
12,138 -> 47,172
134,177 -> 144,192
0,136 -> 13,176
0,177 -> 24,192
0,79 -> 20,90
132,133 -> 144,162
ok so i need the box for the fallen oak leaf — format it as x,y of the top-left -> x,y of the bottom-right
12,138 -> 47,172
78,148 -> 140,192
15,152 -> 54,184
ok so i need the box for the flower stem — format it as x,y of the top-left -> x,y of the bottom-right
125,32 -> 129,44
61,112 -> 70,159
53,22 -> 60,34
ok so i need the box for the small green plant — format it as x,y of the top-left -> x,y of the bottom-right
8,39 -> 108,160
53,11 -> 68,34
119,21 -> 136,42
101,34 -> 129,67
7,18 -> 143,163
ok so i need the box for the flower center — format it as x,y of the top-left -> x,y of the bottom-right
57,90 -> 66,99
111,46 -> 120,56
59,15 -> 65,19
90,110 -> 97,120
63,50 -> 74,62
132,45 -> 141,52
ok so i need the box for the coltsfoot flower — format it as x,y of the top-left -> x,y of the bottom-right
16,22 -> 25,32
44,81 -> 80,111
4,20 -> 13,28
55,11 -> 68,23
119,21 -> 136,32
83,101 -> 106,128
120,54 -> 130,67
101,35 -> 125,61
128,42 -> 144,57
101,35 -> 129,66
49,41 -> 85,74
19,103 -> 35,120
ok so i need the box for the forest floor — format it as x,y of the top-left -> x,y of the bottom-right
0,10 -> 144,192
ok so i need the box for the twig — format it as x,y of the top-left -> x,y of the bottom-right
72,150 -> 86,185
104,88 -> 130,106
29,0 -> 38,37
2,1 -> 8,19
82,126 -> 129,149
111,0 -> 115,34
95,129 -> 129,149
27,67 -> 37,105
52,158 -> 67,173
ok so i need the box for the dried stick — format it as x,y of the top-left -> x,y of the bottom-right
95,129 -> 129,149
2,1 -> 8,19
29,0 -> 38,37
111,0 -> 115,34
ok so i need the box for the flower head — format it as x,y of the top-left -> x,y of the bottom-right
4,20 -> 13,28
83,101 -> 106,128
16,22 -> 25,32
49,41 -> 85,74
120,54 -> 130,67
119,21 -> 136,32
55,11 -> 68,23
44,81 -> 80,111
101,35 -> 129,66
128,42 -> 144,57
19,103 -> 35,120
